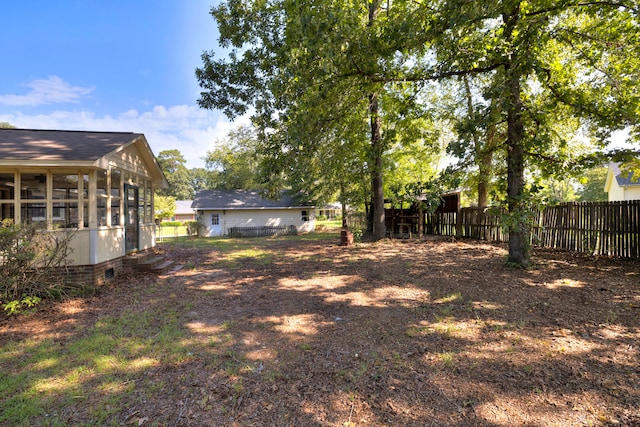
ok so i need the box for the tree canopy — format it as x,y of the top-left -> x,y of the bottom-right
196,0 -> 640,266
204,125 -> 262,190
156,149 -> 193,200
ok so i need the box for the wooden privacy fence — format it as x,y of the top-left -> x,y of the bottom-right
427,200 -> 640,258
228,225 -> 298,238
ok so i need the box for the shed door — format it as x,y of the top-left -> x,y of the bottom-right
210,213 -> 222,236
124,184 -> 139,252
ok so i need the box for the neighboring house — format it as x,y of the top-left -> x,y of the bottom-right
605,162 -> 640,201
191,189 -> 315,237
317,202 -> 341,219
161,200 -> 196,222
0,128 -> 168,284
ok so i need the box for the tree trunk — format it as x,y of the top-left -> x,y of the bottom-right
369,92 -> 386,240
505,67 -> 530,267
366,1 -> 386,241
477,123 -> 495,210
340,182 -> 348,228
462,75 -> 495,210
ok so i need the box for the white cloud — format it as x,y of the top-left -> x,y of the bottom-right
0,104 -> 250,169
0,76 -> 93,106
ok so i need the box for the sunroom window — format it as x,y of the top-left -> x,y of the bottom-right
0,173 -> 15,223
20,173 -> 47,224
97,170 -> 108,226
52,173 -> 81,228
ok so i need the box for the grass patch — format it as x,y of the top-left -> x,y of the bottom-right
160,231 -> 338,251
162,233 -> 340,269
0,306 -> 190,425
316,219 -> 343,229
217,247 -> 277,268
438,351 -> 456,368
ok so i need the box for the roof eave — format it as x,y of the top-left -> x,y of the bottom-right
104,135 -> 169,189
0,160 -> 102,168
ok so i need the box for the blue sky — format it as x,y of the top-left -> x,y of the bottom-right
0,0 -> 245,168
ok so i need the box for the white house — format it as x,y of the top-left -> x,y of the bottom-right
191,189 -> 315,237
0,128 -> 168,284
604,162 -> 640,201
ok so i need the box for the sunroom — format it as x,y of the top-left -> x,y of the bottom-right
0,128 -> 168,284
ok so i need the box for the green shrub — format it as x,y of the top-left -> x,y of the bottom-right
0,220 -> 76,315
160,221 -> 183,227
185,221 -> 201,237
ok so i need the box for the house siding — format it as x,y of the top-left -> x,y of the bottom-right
607,179 -> 640,201
201,209 -> 315,237
139,223 -> 156,249
105,145 -> 152,177
622,187 -> 640,200
606,163 -> 640,201
67,229 -> 92,265
607,182 -> 626,201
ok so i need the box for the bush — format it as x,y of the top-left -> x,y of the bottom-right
0,220 -> 76,315
316,215 -> 327,221
185,221 -> 201,238
160,221 -> 183,227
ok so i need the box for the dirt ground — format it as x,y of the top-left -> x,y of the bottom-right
2,233 -> 640,426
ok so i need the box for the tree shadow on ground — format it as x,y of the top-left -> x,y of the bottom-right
1,235 -> 638,426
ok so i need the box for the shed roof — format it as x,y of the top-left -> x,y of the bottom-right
0,128 -> 168,188
192,190 -> 312,210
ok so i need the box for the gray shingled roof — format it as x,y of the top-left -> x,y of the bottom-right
192,190 -> 312,210
611,162 -> 640,186
0,128 -> 142,161
175,200 -> 195,214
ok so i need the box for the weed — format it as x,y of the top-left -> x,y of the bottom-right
438,351 -> 455,367
209,333 -> 233,348
3,295 -> 41,316
261,370 -> 282,383
435,322 -> 462,337
221,320 -> 235,330
405,326 -> 431,337
439,305 -> 453,316
222,351 -> 251,376
300,343 -> 312,351
605,310 -> 618,324
356,362 -> 369,378
232,379 -> 244,396
437,292 -> 463,304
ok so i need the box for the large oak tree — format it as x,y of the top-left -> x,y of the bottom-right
197,0 -> 639,266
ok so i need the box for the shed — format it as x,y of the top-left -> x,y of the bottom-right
191,189 -> 315,237
0,128 -> 168,284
